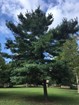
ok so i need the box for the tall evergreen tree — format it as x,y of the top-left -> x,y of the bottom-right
6,7 -> 53,63
5,7 -> 53,98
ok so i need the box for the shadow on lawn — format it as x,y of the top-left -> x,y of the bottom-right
0,91 -> 75,103
23,95 -> 75,103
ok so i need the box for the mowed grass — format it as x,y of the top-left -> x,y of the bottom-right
0,87 -> 79,105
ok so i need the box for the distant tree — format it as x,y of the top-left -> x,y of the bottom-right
0,45 -> 11,87
59,38 -> 79,93
49,60 -> 74,86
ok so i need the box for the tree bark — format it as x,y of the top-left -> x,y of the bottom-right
43,79 -> 48,99
76,74 -> 79,93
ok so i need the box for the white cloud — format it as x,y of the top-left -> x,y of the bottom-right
19,0 -> 39,11
0,0 -> 41,35
0,19 -> 14,40
0,0 -> 47,36
0,20 -> 9,34
0,0 -> 79,35
0,0 -> 40,21
46,0 -> 79,29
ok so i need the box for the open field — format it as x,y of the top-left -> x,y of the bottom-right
0,87 -> 79,105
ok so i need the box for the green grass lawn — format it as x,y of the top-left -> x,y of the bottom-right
0,87 -> 79,105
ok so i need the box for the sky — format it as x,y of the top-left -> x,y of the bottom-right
0,0 -> 79,61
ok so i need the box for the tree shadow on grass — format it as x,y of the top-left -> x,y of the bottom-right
22,94 -> 76,103
0,91 -> 77,104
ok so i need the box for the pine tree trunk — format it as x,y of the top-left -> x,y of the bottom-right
43,79 -> 48,99
76,74 -> 79,93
